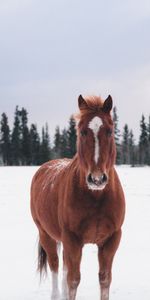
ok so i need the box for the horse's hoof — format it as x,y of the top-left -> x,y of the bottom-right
51,291 -> 61,300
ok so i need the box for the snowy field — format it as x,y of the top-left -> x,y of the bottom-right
0,166 -> 150,300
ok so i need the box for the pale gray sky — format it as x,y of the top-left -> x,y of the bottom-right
0,0 -> 150,142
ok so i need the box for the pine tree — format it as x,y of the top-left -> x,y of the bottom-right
147,115 -> 150,165
40,123 -> 50,163
53,126 -> 62,158
148,116 -> 150,141
67,116 -> 77,158
0,113 -> 11,165
60,128 -> 69,157
113,106 -> 121,164
11,106 -> 22,165
121,124 -> 130,164
129,130 -> 135,166
20,108 -> 31,165
30,124 -> 40,165
44,123 -> 51,160
139,114 -> 148,164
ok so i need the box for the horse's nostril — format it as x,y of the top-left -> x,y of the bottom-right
87,173 -> 93,184
101,173 -> 108,183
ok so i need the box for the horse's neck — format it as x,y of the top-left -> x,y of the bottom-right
69,154 -> 87,188
68,154 -> 80,176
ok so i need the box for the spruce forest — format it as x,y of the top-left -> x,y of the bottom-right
0,106 -> 150,166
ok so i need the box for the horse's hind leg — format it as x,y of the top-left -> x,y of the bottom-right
39,229 -> 60,300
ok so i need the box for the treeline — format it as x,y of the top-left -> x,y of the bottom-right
113,107 -> 150,166
0,106 -> 76,166
0,106 -> 150,166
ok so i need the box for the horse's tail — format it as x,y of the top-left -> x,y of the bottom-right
37,241 -> 47,278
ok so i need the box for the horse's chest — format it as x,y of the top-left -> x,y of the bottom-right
78,215 -> 114,245
82,218 -> 113,245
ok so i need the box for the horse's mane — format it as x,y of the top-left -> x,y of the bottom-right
75,95 -> 104,121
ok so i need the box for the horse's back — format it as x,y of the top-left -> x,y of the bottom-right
30,158 -> 71,240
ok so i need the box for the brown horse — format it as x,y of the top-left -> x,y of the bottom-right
30,94 -> 125,300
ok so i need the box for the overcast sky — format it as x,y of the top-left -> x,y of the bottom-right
0,0 -> 150,142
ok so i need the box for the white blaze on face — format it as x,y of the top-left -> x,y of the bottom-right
88,116 -> 103,164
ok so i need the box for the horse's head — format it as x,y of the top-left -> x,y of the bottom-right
76,94 -> 116,191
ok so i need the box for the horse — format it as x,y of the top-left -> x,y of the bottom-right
30,94 -> 125,300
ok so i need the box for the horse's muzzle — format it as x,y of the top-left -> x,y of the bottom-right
86,172 -> 108,191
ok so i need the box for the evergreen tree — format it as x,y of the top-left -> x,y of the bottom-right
20,108 -> 31,165
30,124 -> 40,165
60,128 -> 69,157
113,106 -> 121,164
129,130 -> 135,166
139,114 -> 148,164
11,106 -> 22,165
67,116 -> 77,158
45,123 -> 51,160
148,116 -> 150,141
53,126 -> 62,158
147,116 -> 150,165
0,113 -> 11,165
40,123 -> 50,163
121,124 -> 130,164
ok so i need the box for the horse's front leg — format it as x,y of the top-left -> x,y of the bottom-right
62,230 -> 82,300
98,230 -> 122,300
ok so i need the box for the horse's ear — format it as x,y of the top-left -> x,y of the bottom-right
78,95 -> 88,110
102,95 -> 113,113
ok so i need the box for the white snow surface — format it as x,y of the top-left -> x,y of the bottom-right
0,166 -> 150,300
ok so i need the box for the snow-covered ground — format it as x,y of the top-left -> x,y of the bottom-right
0,166 -> 150,300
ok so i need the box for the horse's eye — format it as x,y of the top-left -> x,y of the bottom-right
80,129 -> 88,136
106,128 -> 113,136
